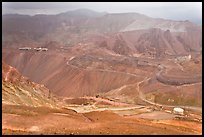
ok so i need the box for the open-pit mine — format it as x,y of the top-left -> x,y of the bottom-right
2,7 -> 202,135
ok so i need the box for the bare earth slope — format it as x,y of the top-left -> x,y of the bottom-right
2,63 -> 201,135
2,61 -> 58,107
2,9 -> 202,135
3,9 -> 201,56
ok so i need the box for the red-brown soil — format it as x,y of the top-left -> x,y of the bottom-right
2,104 -> 201,135
2,9 -> 202,135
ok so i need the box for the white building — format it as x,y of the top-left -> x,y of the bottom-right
175,54 -> 191,63
34,47 -> 48,51
19,47 -> 31,50
173,107 -> 184,115
41,48 -> 48,51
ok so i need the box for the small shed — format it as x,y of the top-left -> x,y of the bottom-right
173,107 -> 184,115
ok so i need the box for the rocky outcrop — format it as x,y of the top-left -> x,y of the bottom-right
2,62 -> 57,107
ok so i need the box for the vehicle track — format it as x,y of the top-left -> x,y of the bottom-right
66,57 -> 202,112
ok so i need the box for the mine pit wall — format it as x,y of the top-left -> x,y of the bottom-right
2,51 -> 142,97
156,72 -> 202,86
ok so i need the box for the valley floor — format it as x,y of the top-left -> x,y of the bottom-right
2,99 -> 202,135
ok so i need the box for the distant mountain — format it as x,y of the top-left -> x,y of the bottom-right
58,8 -> 107,17
2,9 -> 202,57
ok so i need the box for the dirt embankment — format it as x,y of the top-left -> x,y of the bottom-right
2,104 -> 202,135
155,61 -> 202,86
156,71 -> 201,86
2,49 -> 141,97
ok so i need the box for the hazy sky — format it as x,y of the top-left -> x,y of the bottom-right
2,2 -> 202,24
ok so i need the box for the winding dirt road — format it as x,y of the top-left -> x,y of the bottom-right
66,57 -> 202,112
136,77 -> 202,112
66,58 -> 144,77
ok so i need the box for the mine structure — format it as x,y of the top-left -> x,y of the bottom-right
18,47 -> 32,50
34,47 -> 48,51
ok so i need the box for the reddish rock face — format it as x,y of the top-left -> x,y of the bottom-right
2,9 -> 202,101
2,10 -> 201,56
2,9 -> 202,135
2,61 -> 57,107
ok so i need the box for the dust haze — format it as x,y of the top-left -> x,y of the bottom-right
2,2 -> 202,24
